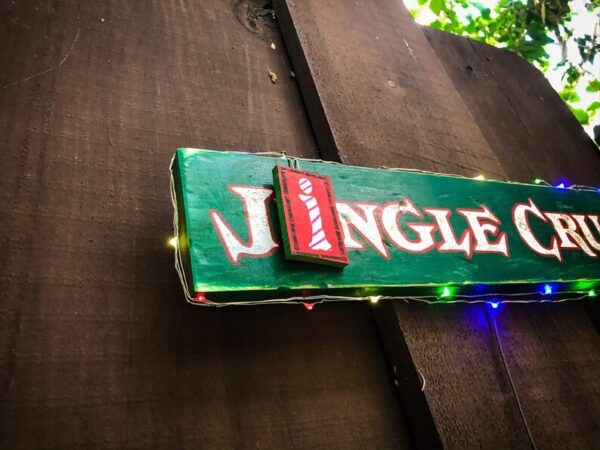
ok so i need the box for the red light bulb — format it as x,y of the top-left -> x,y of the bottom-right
194,292 -> 208,303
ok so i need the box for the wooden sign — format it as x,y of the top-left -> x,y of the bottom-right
273,166 -> 348,267
170,148 -> 600,304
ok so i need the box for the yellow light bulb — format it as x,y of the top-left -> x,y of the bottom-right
369,295 -> 382,304
168,237 -> 178,248
473,175 -> 485,180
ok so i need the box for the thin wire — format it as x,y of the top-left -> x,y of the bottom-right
3,16 -> 81,89
249,150 -> 600,192
417,368 -> 427,392
485,307 -> 538,450
535,178 -> 599,193
181,292 -> 589,308
170,155 -> 195,304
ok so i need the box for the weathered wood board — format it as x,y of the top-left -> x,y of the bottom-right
274,0 -> 600,448
274,0 -> 505,178
424,28 -> 600,186
0,1 -> 411,448
2,0 -> 599,447
426,28 -> 600,449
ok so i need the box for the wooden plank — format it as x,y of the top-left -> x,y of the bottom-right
273,1 -> 543,448
373,302 -> 442,449
425,29 -> 600,448
424,28 -> 600,185
492,302 -> 600,449
0,1 -> 412,447
274,0 -> 506,177
385,302 -> 534,449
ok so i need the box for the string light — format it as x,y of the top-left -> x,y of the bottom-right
250,151 -> 599,192
489,301 -> 500,309
303,302 -> 315,310
440,287 -> 454,299
530,176 -> 598,192
168,236 -> 178,248
542,284 -> 554,295
369,295 -> 382,304
574,281 -> 594,290
231,151 -> 600,193
589,289 -> 597,297
473,175 -> 486,180
531,177 -> 597,192
182,293 -> 591,308
193,292 -> 208,303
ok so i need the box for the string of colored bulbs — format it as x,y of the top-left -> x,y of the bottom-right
472,173 -> 599,192
179,279 -> 597,310
183,291 -> 595,311
251,151 -> 600,193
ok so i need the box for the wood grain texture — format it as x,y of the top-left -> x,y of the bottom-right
390,302 -> 533,449
426,29 -> 600,449
424,28 -> 600,185
274,0 -> 506,178
275,0 -> 600,448
274,0 -> 527,448
0,1 -> 411,448
492,302 -> 600,449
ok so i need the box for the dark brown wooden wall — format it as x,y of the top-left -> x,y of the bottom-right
0,1 -> 411,448
273,0 -> 600,448
1,0 -> 599,448
423,29 -> 600,449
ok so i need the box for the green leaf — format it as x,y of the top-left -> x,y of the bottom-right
562,66 -> 582,84
516,42 -> 549,62
560,90 -> 579,102
430,0 -> 445,16
586,80 -> 600,93
570,107 -> 590,125
586,101 -> 600,113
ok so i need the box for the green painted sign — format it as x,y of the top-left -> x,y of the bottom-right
170,148 -> 600,304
